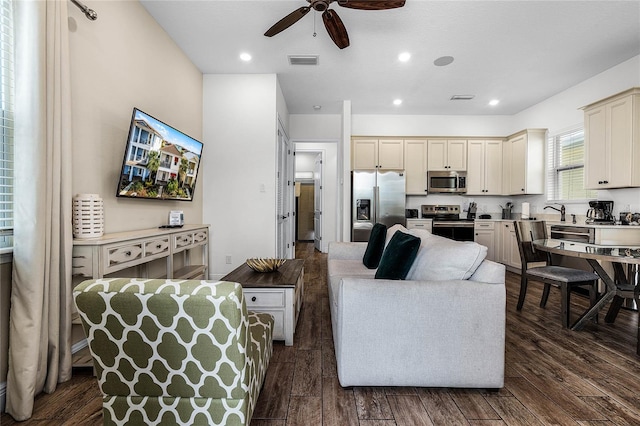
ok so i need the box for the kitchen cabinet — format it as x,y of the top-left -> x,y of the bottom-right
503,129 -> 545,195
406,218 -> 433,232
500,222 -> 521,270
583,87 -> 640,189
474,221 -> 499,262
352,138 -> 404,170
467,139 -> 503,195
404,139 -> 429,194
427,139 -> 467,171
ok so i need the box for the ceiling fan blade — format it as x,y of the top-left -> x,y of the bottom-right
322,9 -> 350,49
337,0 -> 406,10
264,6 -> 311,37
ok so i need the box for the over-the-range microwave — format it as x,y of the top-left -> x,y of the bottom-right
427,170 -> 467,194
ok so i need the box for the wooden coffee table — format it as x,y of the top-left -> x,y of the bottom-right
221,259 -> 304,346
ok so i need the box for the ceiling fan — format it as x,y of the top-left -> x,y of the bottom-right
264,0 -> 406,49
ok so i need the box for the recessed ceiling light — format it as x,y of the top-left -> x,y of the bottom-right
239,52 -> 252,62
434,56 -> 454,67
398,52 -> 411,62
313,105 -> 322,110
489,99 -> 500,106
393,99 -> 403,106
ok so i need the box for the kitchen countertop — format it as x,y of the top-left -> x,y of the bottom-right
473,217 -> 640,229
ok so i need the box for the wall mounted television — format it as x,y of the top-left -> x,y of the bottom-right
116,108 -> 203,201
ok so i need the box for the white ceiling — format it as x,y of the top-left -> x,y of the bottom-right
139,0 -> 640,115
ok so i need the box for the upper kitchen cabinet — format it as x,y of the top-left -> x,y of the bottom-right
352,138 -> 404,170
427,139 -> 467,171
583,88 -> 640,189
404,139 -> 429,194
467,139 -> 503,195
502,129 -> 545,195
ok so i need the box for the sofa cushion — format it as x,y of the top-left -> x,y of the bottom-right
384,224 -> 408,248
375,231 -> 421,280
363,223 -> 387,269
407,233 -> 487,281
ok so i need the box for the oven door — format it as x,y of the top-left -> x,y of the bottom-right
432,222 -> 475,241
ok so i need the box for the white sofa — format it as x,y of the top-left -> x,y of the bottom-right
327,225 -> 506,389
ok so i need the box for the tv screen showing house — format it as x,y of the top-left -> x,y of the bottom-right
116,108 -> 203,201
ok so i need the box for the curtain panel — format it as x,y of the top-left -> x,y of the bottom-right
6,0 -> 73,420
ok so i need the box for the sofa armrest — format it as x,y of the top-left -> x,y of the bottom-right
328,241 -> 368,261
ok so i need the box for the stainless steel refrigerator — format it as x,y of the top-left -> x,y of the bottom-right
352,170 -> 406,242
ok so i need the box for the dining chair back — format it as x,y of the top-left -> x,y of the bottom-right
514,220 -> 599,328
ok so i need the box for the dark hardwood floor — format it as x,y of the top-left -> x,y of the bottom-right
3,241 -> 639,425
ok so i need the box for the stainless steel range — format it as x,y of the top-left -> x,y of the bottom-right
421,204 -> 475,241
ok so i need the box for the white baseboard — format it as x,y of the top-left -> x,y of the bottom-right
0,381 -> 6,414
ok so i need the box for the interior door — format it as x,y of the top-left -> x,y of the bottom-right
276,125 -> 294,259
314,153 -> 322,251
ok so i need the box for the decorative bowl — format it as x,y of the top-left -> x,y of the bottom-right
246,258 -> 286,273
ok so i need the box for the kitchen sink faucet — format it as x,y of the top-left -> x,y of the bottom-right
544,204 -> 566,222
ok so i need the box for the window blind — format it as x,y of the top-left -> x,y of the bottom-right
0,0 -> 14,250
546,128 -> 596,201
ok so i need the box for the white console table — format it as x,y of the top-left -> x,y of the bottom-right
72,224 -> 209,280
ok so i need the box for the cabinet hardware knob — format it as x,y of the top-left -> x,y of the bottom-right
156,244 -> 162,249
604,180 -> 608,184
125,251 -> 131,256
251,296 -> 257,302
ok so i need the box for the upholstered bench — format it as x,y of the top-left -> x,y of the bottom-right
73,278 -> 273,426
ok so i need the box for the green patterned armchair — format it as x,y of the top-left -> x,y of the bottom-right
73,278 -> 273,426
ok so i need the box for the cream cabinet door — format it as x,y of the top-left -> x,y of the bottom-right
584,105 -> 608,188
404,139 -> 428,194
447,139 -> 467,170
378,139 -> 404,169
352,139 -> 378,169
484,140 -> 503,194
607,96 -> 633,187
474,222 -> 497,262
466,141 -> 485,194
509,134 -> 527,194
427,139 -> 448,170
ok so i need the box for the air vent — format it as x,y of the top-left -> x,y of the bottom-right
288,55 -> 319,66
450,95 -> 475,101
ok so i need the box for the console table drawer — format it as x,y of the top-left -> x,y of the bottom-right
144,238 -> 170,257
174,233 -> 194,251
106,244 -> 143,269
244,290 -> 285,308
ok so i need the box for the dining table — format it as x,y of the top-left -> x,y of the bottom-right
532,238 -> 640,355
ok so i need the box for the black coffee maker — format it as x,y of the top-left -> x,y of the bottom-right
586,200 -> 614,224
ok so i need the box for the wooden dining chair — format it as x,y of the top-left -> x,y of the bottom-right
514,220 -> 600,328
604,263 -> 640,355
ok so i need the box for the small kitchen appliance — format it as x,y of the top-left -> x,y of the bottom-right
427,171 -> 467,194
586,200 -> 615,224
467,202 -> 477,219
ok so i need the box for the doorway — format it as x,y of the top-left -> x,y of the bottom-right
294,151 -> 322,251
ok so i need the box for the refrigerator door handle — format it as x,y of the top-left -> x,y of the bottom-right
373,186 -> 379,224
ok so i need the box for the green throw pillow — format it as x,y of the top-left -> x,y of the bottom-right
375,231 -> 421,280
363,223 -> 387,269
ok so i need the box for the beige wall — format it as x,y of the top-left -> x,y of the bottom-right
69,0 -> 203,232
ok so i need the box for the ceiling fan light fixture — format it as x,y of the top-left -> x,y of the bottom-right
288,55 -> 320,66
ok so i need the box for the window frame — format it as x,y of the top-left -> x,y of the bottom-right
546,126 -> 597,203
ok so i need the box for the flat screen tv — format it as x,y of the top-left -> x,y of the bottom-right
116,108 -> 203,201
